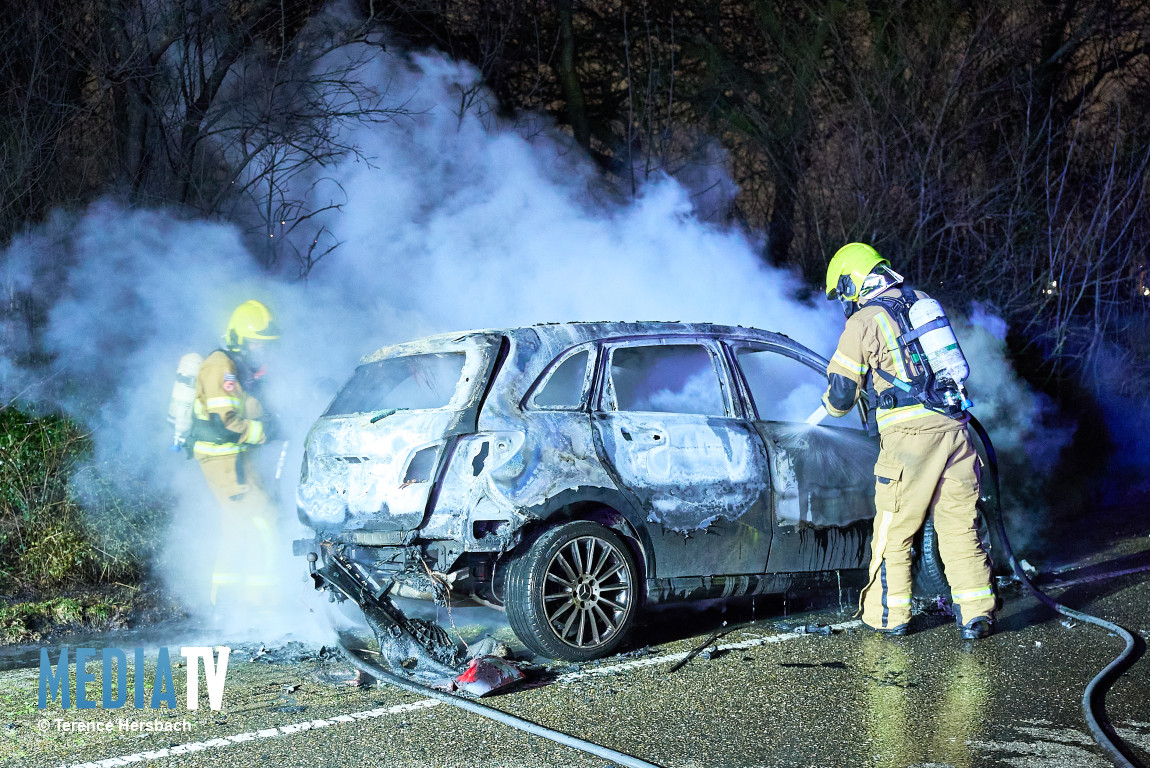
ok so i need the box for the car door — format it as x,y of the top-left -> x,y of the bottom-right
590,338 -> 772,579
729,341 -> 879,573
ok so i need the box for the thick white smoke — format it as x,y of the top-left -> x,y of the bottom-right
954,303 -> 1075,551
0,29 -> 1067,640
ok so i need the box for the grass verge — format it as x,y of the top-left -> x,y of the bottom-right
1,406 -> 171,642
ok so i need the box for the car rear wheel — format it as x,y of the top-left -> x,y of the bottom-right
911,516 -> 949,598
505,521 -> 638,661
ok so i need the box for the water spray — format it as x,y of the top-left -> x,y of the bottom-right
804,405 -> 828,426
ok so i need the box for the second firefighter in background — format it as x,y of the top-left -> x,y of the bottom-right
821,243 -> 995,640
193,300 -> 281,609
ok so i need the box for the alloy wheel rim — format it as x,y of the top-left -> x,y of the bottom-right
542,534 -> 633,649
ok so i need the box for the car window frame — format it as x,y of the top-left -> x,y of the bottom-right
726,340 -> 869,429
594,336 -> 738,419
325,349 -> 475,417
522,343 -> 597,412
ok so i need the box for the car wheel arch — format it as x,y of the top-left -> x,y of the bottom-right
500,495 -> 652,602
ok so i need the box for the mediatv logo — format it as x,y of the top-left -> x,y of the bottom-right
38,647 -> 231,711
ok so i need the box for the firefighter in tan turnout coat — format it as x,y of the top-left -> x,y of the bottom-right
821,243 -> 995,640
194,300 -> 281,608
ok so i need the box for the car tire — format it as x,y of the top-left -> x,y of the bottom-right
911,516 -> 950,598
505,520 -> 639,662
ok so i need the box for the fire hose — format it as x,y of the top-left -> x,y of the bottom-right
335,639 -> 665,768
969,416 -> 1144,768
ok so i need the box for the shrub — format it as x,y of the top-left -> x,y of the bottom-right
0,407 -> 165,592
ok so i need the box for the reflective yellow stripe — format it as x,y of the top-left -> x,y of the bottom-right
874,313 -> 911,381
211,573 -> 241,585
831,351 -> 867,376
886,594 -> 912,606
206,396 -> 242,410
194,441 -> 244,456
876,404 -> 933,431
244,419 -> 263,444
953,587 -> 994,601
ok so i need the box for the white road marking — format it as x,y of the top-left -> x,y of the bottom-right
59,619 -> 860,768
58,700 -> 443,768
557,619 -> 862,682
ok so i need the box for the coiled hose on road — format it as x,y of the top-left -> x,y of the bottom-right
969,416 -> 1145,768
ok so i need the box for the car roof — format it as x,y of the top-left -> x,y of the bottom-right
368,322 -> 797,350
353,322 -> 829,416
357,322 -> 812,368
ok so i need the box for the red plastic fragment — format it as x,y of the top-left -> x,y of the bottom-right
454,655 -> 525,697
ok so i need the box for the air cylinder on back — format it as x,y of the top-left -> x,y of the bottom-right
168,352 -> 203,449
907,298 -> 969,385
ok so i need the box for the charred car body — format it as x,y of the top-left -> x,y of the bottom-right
296,322 -> 947,662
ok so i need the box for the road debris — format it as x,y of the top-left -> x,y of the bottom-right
452,655 -> 526,697
776,622 -> 839,635
618,645 -> 655,659
245,642 -> 322,664
467,636 -> 513,660
669,622 -> 732,673
269,694 -> 307,714
912,595 -> 955,617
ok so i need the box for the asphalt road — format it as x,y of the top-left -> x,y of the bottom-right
3,537 -> 1149,768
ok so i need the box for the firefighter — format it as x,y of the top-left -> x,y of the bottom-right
193,300 -> 281,609
822,243 -> 995,639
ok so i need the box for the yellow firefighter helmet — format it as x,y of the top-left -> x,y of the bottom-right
225,300 -> 281,350
825,242 -> 891,302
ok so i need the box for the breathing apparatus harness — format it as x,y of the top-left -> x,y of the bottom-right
167,347 -> 263,457
862,285 -> 974,427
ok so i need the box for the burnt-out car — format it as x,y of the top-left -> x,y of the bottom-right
295,323 -> 944,661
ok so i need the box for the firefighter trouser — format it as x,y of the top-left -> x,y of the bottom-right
860,424 -> 995,629
197,451 -> 279,606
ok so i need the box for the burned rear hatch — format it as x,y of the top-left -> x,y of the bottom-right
297,332 -> 504,534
